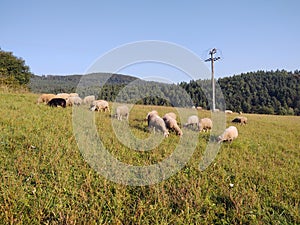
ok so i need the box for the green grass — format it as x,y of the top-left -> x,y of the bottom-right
0,92 -> 299,224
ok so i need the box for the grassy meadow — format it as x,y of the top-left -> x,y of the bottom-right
0,92 -> 299,224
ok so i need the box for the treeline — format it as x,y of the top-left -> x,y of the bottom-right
30,70 -> 300,115
218,70 -> 300,115
179,70 -> 300,115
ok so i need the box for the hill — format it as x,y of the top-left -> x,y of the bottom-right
29,73 -> 138,94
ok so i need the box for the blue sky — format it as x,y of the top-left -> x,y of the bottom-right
1,0 -> 299,83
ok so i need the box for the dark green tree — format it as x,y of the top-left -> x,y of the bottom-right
0,48 -> 32,87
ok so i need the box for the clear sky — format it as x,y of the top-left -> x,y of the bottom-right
1,0 -> 299,83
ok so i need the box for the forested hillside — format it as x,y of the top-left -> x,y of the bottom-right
29,70 -> 300,115
180,70 -> 300,115
219,70 -> 300,115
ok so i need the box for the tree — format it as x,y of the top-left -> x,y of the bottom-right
0,48 -> 32,87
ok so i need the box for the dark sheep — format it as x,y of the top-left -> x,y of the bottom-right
232,116 -> 247,125
47,98 -> 66,108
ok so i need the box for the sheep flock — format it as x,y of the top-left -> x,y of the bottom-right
37,93 -> 246,143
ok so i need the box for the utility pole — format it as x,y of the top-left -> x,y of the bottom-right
205,48 -> 220,111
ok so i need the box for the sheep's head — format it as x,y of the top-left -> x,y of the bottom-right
198,123 -> 203,132
217,136 -> 223,143
90,105 -> 97,111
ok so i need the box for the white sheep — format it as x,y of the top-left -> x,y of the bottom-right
225,110 -> 233,114
183,115 -> 199,130
115,105 -> 129,121
198,118 -> 213,132
67,96 -> 82,106
83,95 -> 96,105
146,110 -> 159,126
69,93 -> 79,97
217,126 -> 238,143
90,100 -> 110,112
163,114 -> 183,136
148,115 -> 169,137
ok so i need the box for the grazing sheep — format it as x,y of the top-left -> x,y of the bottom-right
196,106 -> 202,110
148,115 -> 169,137
56,93 -> 70,100
183,115 -> 199,130
83,95 -> 96,105
225,110 -> 233,114
146,110 -> 159,126
164,112 -> 177,120
67,96 -> 82,106
69,93 -> 79,97
198,118 -> 213,132
217,126 -> 238,143
115,105 -> 129,121
47,98 -> 66,108
90,100 -> 110,112
232,116 -> 247,125
163,114 -> 183,136
37,93 -> 56,104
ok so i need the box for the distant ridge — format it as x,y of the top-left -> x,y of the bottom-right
29,73 -> 138,94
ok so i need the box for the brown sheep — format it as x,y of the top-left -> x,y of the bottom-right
37,93 -> 56,104
163,114 -> 183,136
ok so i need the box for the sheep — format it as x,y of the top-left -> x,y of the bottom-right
146,110 -> 159,126
47,98 -> 66,108
83,95 -> 96,105
67,96 -> 82,106
198,118 -> 213,132
115,105 -> 129,121
56,93 -> 70,100
37,93 -> 56,104
183,115 -> 199,130
90,100 -> 110,112
148,114 -> 169,137
164,112 -> 176,120
217,126 -> 238,143
163,114 -> 183,136
225,110 -> 233,114
69,93 -> 79,97
232,116 -> 247,125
